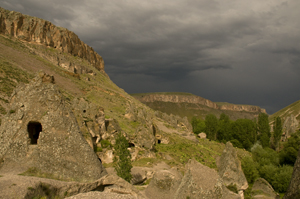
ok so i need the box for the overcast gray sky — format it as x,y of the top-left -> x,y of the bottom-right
1,0 -> 300,114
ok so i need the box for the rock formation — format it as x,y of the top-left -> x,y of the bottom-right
283,148 -> 300,199
198,132 -> 207,139
217,142 -> 248,199
0,72 -> 107,182
0,7 -> 105,74
174,159 -> 241,199
252,178 -> 279,199
281,114 -> 299,142
0,173 -> 142,199
145,168 -> 183,199
133,93 -> 266,114
72,98 -> 106,148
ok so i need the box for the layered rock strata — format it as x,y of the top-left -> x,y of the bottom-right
0,7 -> 105,74
134,93 -> 266,114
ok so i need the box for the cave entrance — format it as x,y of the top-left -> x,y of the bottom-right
157,139 -> 161,144
128,143 -> 135,148
27,121 -> 42,145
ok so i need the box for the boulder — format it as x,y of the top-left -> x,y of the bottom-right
0,72 -> 107,182
283,148 -> 300,199
218,142 -> 248,198
135,125 -> 156,150
174,159 -> 241,199
198,132 -> 207,139
252,178 -> 279,199
130,167 -> 151,185
145,168 -> 183,199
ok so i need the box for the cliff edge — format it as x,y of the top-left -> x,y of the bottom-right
132,92 -> 267,121
0,7 -> 105,74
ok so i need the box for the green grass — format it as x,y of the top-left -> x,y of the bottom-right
270,100 -> 300,122
0,58 -> 33,96
155,135 -> 221,169
132,157 -> 161,167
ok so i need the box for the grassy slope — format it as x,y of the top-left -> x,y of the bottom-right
270,100 -> 300,123
0,34 -> 251,171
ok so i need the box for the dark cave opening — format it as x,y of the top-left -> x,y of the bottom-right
27,121 -> 42,144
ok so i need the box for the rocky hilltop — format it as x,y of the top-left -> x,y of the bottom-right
132,92 -> 266,121
0,7 -> 105,74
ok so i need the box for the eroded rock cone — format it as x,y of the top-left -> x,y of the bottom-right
145,168 -> 182,199
174,159 -> 241,199
252,178 -> 279,199
0,71 -> 107,182
218,142 -> 248,199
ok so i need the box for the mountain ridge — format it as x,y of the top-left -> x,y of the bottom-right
0,7 -> 105,75
132,92 -> 266,121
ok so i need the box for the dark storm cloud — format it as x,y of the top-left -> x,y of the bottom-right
1,0 -> 300,114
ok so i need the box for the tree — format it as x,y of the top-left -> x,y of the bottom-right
258,113 -> 270,148
191,117 -> 206,134
205,114 -> 218,140
229,119 -> 256,150
279,131 -> 300,165
241,156 -> 259,183
217,113 -> 231,142
113,132 -> 132,182
273,116 -> 282,150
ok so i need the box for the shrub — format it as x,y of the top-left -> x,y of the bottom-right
226,183 -> 238,194
280,147 -> 298,165
100,139 -> 112,148
271,165 -> 293,193
113,133 -> 132,182
258,164 -> 278,183
241,156 -> 259,183
230,139 -> 243,149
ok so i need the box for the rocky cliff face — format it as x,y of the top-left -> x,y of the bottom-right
134,93 -> 266,114
133,93 -> 267,122
0,7 -> 105,74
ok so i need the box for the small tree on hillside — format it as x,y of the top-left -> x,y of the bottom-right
113,132 -> 132,182
205,114 -> 218,140
258,113 -> 270,148
273,116 -> 282,150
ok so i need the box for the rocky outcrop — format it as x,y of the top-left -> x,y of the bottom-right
252,178 -> 279,199
72,98 -> 106,149
174,159 -> 241,199
134,93 -> 218,109
155,111 -> 193,132
281,114 -> 299,142
0,7 -> 105,74
283,148 -> 300,199
145,168 -> 183,199
217,142 -> 248,199
0,173 -> 142,199
133,93 -> 267,114
0,72 -> 107,182
198,132 -> 207,139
